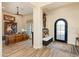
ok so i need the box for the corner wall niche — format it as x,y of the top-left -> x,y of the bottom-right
42,13 -> 49,38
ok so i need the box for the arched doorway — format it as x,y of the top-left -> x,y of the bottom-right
54,18 -> 68,43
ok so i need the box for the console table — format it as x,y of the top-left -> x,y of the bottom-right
75,37 -> 79,46
5,33 -> 29,45
73,37 -> 79,55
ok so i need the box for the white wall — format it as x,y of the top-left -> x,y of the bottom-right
0,2 -> 2,56
24,14 -> 33,21
23,14 -> 33,31
46,3 -> 79,45
3,12 -> 25,33
2,12 -> 33,35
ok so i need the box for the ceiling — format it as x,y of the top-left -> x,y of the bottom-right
30,2 -> 52,7
2,2 -> 33,15
2,2 -> 74,15
43,2 -> 73,12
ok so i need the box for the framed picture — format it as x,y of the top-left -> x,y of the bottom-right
4,22 -> 17,35
4,15 -> 15,22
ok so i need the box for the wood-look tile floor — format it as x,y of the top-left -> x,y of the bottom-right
2,39 -> 79,57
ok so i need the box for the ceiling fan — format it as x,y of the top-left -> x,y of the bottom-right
16,6 -> 23,16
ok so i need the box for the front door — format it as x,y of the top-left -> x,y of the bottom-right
55,19 -> 68,43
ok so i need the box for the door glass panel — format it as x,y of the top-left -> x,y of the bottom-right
56,20 -> 65,40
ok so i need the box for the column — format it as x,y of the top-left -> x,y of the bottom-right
33,7 -> 43,49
